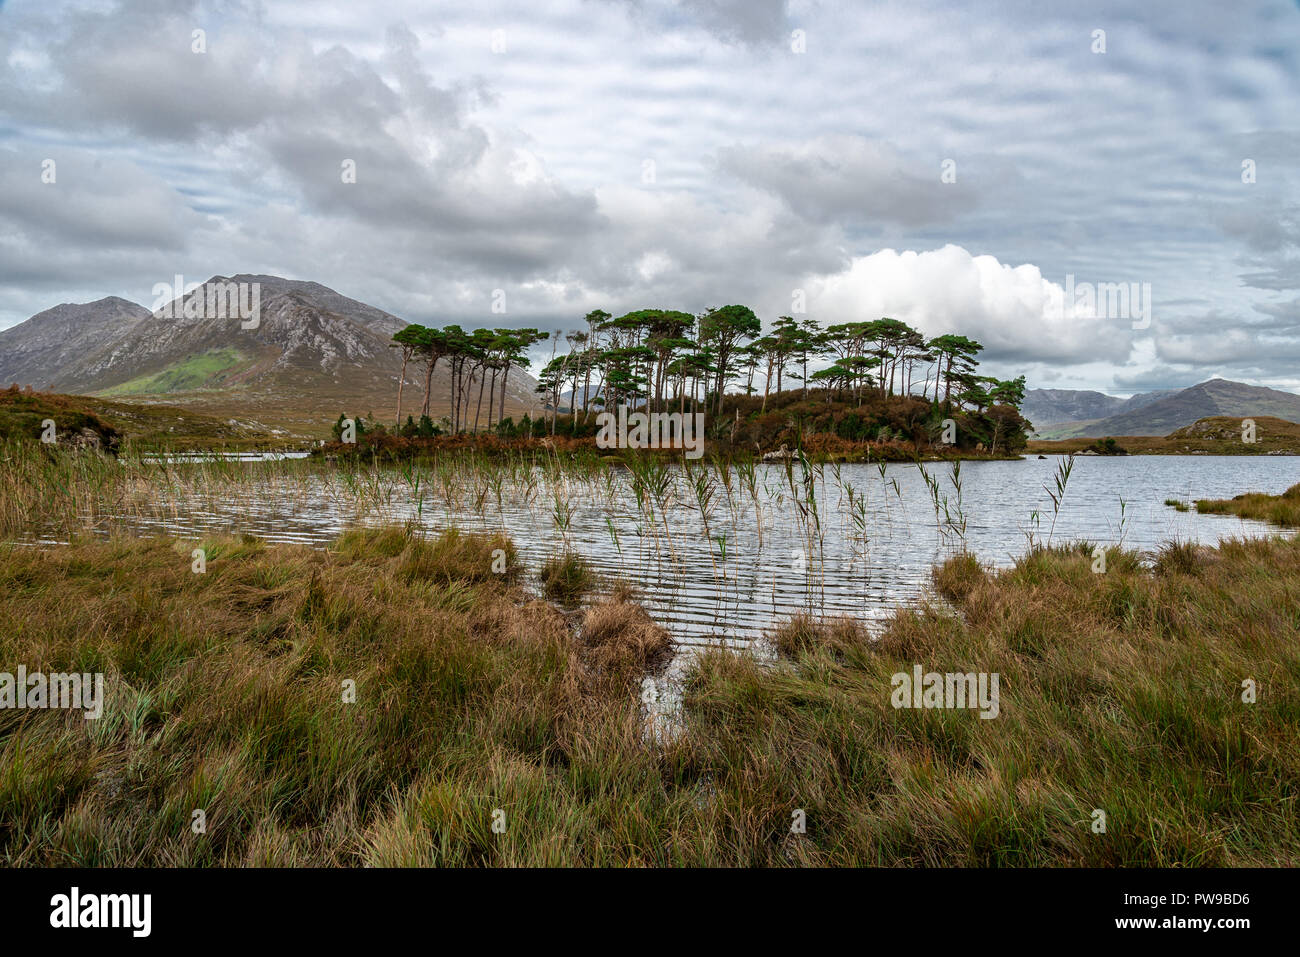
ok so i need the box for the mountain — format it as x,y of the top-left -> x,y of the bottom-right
0,297 -> 151,389
1022,389 -> 1125,429
1022,387 -> 1176,434
1085,379 -> 1300,437
1115,388 -> 1182,414
0,276 -> 541,436
1028,379 -> 1300,438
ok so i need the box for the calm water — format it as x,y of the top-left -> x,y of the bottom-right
36,455 -> 1299,648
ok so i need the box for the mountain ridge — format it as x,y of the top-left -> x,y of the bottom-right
0,276 -> 541,436
1027,379 -> 1300,438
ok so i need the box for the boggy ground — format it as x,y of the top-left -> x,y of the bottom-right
1192,481 -> 1300,527
0,524 -> 1297,866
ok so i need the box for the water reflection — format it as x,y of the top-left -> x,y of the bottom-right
25,456 -> 1298,646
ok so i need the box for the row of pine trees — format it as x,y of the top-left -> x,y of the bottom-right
390,308 -> 1025,433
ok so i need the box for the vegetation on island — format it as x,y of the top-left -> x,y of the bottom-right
366,310 -> 1031,461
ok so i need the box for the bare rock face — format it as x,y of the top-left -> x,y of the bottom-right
0,297 -> 150,389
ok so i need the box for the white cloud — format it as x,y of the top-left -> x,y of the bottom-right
808,245 -> 1132,365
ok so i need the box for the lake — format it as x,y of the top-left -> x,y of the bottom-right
37,454 -> 1298,649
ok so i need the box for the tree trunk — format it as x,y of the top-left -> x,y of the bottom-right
422,355 -> 438,418
474,365 -> 487,432
581,362 -> 592,424
498,362 -> 509,429
449,360 -> 458,431
396,352 -> 409,427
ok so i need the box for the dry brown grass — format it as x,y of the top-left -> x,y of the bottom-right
768,613 -> 871,660
1195,482 -> 1300,528
580,597 -> 674,689
3,524 -> 1299,866
931,550 -> 986,601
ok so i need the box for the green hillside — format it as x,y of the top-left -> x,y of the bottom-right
100,348 -> 248,397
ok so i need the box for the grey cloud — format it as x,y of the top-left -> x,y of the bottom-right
612,0 -> 792,46
677,0 -> 790,46
0,149 -> 200,249
1,0 -> 1298,395
716,135 -> 979,230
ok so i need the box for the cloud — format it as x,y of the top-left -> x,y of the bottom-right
614,0 -> 792,47
807,244 -> 1133,365
0,0 -> 1297,396
717,135 -> 978,229
676,0 -> 791,46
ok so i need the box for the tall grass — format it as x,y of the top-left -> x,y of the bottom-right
2,522 -> 1298,864
1194,482 -> 1300,527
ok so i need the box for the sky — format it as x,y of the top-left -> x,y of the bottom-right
0,0 -> 1297,396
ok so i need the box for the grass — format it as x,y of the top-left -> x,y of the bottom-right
1,523 -> 1298,865
100,349 -> 249,397
931,549 -> 985,601
0,388 -> 120,448
539,552 -> 595,605
0,527 -> 674,865
0,387 -> 284,450
1194,482 -> 1300,528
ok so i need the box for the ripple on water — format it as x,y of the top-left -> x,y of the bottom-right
22,456 -> 1297,649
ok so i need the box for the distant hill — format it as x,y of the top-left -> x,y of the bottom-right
1025,379 -> 1300,438
1022,388 -> 1124,428
0,276 -> 541,436
1088,379 -> 1300,437
1022,386 -> 1176,436
1029,415 -> 1300,456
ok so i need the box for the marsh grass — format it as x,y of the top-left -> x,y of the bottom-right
2,523 -> 1298,865
696,536 -> 1300,865
0,527 -> 682,866
1195,482 -> 1300,527
931,550 -> 984,601
539,552 -> 594,605
768,613 -> 869,660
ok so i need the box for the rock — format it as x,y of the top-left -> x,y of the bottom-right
761,444 -> 793,462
